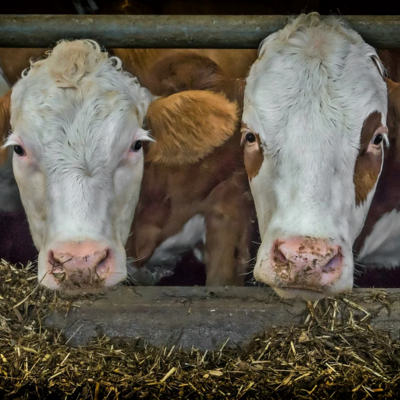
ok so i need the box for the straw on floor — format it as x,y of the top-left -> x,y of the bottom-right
0,259 -> 399,399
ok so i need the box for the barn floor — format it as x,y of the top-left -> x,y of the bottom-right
1,260 -> 400,398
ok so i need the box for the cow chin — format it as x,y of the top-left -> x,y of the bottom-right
37,241 -> 127,294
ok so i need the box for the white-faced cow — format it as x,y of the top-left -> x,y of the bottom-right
0,40 -> 154,291
241,13 -> 388,299
0,42 -> 256,290
0,40 -> 251,292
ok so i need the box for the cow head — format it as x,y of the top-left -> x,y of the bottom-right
0,41 -> 242,293
0,40 -> 154,292
242,13 -> 388,299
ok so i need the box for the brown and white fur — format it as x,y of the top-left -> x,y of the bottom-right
241,13 -> 388,299
125,52 -> 256,286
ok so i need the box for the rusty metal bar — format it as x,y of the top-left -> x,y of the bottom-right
0,15 -> 400,49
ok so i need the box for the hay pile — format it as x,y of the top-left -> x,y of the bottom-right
1,260 -> 400,399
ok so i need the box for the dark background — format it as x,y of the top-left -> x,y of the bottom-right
0,0 -> 400,16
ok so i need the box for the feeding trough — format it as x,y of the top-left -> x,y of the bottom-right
2,261 -> 400,397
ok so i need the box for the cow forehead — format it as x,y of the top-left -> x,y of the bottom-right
243,18 -> 387,149
8,41 -> 153,155
10,71 -> 145,167
14,87 -> 133,140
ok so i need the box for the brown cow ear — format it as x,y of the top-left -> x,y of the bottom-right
0,90 -> 11,165
144,90 -> 239,165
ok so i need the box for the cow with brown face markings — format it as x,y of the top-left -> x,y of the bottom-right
354,79 -> 400,272
242,13 -> 388,300
348,44 -> 400,281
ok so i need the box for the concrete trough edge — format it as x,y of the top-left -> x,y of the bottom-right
44,286 -> 400,350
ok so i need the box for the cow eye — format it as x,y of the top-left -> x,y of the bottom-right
245,132 -> 256,143
372,134 -> 383,146
131,140 -> 142,152
13,145 -> 26,156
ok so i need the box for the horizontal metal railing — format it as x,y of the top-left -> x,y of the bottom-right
0,15 -> 399,48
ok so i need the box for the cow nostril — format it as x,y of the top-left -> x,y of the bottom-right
95,250 -> 110,276
324,253 -> 342,271
51,251 -> 73,267
48,250 -> 58,266
274,248 -> 287,264
53,270 -> 66,282
50,256 -> 66,281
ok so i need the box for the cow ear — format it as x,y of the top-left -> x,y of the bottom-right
0,90 -> 11,165
144,90 -> 238,165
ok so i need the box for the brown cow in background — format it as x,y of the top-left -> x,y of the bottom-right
124,52 -> 257,285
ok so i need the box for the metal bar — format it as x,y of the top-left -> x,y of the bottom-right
0,15 -> 400,49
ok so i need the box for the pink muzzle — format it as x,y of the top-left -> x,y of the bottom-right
270,236 -> 343,291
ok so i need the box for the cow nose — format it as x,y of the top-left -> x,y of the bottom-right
271,237 -> 343,289
48,241 -> 113,288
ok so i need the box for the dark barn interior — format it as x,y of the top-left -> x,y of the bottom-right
1,0 -> 400,15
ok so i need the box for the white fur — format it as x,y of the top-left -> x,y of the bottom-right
127,214 -> 206,285
3,40 -> 154,288
243,14 -> 388,298
149,214 -> 206,264
359,210 -> 400,267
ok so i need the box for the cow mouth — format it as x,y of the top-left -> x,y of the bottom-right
57,276 -> 108,296
49,267 -> 107,295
